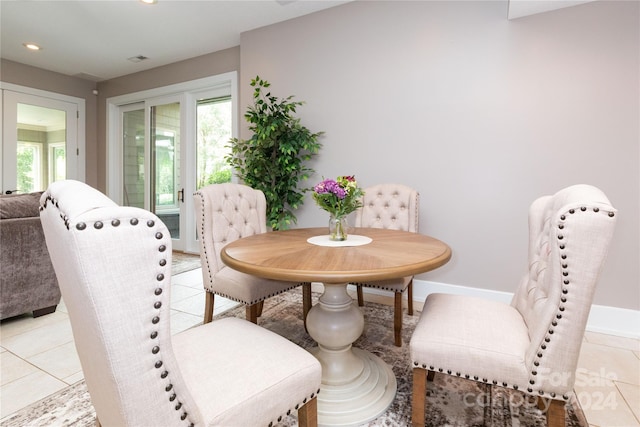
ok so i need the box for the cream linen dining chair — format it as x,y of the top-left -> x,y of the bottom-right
194,183 -> 312,325
410,184 -> 617,427
40,180 -> 321,427
353,183 -> 419,347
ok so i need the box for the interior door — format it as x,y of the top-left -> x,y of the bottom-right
2,90 -> 79,194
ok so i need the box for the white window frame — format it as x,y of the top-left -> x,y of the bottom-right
48,141 -> 66,184
106,71 -> 237,253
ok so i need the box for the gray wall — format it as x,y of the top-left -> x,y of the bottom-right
239,1 -> 639,310
2,2 -> 637,311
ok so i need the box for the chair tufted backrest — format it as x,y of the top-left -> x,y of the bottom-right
40,180 -> 202,427
355,183 -> 419,232
193,183 -> 268,289
511,184 -> 617,397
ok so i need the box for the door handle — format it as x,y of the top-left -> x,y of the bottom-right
5,190 -> 18,194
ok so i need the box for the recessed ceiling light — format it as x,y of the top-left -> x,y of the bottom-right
140,0 -> 157,4
23,43 -> 41,51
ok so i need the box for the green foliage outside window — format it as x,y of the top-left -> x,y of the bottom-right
155,142 -> 175,206
203,169 -> 232,185
17,145 -> 36,193
197,98 -> 233,189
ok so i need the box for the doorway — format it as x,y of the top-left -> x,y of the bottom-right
120,98 -> 184,240
107,72 -> 237,252
1,85 -> 84,194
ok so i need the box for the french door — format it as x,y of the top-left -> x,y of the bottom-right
110,73 -> 236,252
120,96 -> 185,247
1,85 -> 84,194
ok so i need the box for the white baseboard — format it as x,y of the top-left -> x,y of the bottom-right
585,304 -> 640,339
351,279 -> 640,339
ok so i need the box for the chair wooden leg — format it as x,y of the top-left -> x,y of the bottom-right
537,396 -> 547,411
546,399 -> 565,427
246,303 -> 259,324
303,282 -> 312,331
204,292 -> 214,324
256,300 -> 264,317
407,279 -> 414,315
394,292 -> 403,347
412,367 -> 427,427
297,396 -> 318,427
357,285 -> 364,306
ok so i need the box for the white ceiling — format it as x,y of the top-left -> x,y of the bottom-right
1,0 -> 352,82
507,0 -> 594,19
1,0 -> 594,83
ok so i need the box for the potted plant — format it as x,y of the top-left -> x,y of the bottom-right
227,76 -> 323,230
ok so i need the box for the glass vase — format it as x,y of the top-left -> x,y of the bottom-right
329,214 -> 348,241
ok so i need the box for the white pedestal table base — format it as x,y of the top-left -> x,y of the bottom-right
306,283 -> 397,426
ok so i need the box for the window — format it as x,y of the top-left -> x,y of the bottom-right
155,132 -> 177,208
48,142 -> 66,184
196,96 -> 232,189
16,142 -> 42,192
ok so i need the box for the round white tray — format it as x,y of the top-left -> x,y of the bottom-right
307,235 -> 372,247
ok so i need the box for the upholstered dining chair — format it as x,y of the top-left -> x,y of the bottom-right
194,183 -> 312,325
410,184 -> 617,427
40,180 -> 321,427
353,183 -> 419,346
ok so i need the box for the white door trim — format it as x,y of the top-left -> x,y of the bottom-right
0,82 -> 86,192
106,71 -> 237,253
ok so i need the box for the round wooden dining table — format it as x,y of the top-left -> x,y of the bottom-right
221,227 -> 451,426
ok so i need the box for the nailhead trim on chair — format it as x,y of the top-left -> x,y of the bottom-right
194,191 -> 216,298
351,282 -> 406,293
267,389 -> 320,427
43,195 -> 196,427
209,283 -> 309,306
412,206 -> 616,402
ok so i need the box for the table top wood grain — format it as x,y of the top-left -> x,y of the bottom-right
221,227 -> 451,284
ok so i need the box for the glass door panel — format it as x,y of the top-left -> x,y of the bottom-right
122,105 -> 145,208
151,102 -> 181,239
16,103 -> 67,193
2,89 -> 76,194
120,100 -> 183,247
196,96 -> 232,189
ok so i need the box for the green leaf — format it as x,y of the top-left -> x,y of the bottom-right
226,77 -> 323,229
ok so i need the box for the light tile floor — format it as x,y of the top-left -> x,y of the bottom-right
1,269 -> 639,426
0,268 -> 237,419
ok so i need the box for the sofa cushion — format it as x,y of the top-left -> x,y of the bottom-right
0,192 -> 43,219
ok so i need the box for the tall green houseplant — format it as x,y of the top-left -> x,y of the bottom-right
227,77 -> 323,230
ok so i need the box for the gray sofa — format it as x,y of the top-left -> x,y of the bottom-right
1,191 -> 61,320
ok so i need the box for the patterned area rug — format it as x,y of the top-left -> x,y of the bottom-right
1,289 -> 588,427
171,251 -> 202,275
